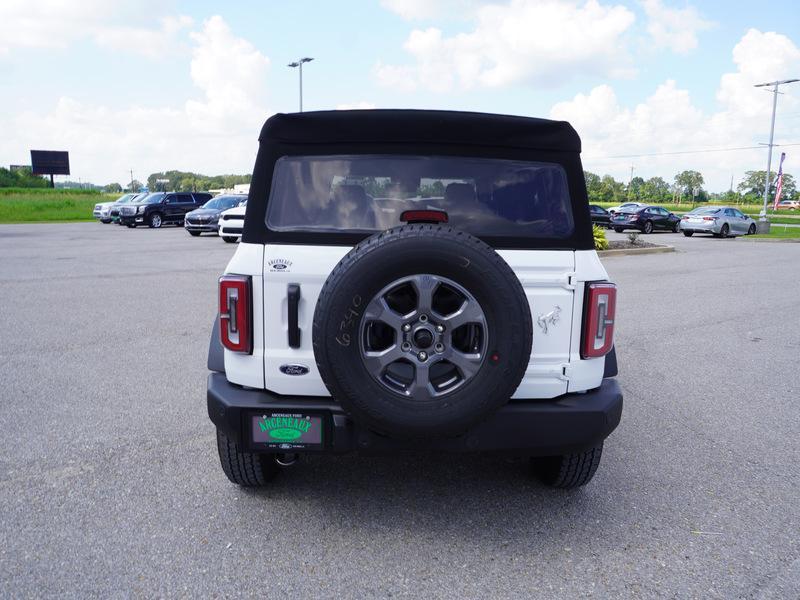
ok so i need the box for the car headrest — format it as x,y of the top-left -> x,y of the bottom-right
445,182 -> 477,205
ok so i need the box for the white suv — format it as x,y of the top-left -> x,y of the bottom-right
217,201 -> 247,243
207,110 -> 622,489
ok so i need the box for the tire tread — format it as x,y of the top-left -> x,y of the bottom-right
216,429 -> 278,487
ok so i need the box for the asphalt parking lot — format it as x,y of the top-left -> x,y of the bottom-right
1,223 -> 799,598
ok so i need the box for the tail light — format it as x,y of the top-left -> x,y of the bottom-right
681,215 -> 689,220
219,274 -> 252,354
702,216 -> 717,221
581,282 -> 616,359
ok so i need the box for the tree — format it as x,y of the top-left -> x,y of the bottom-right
599,175 -> 625,203
674,170 -> 704,196
627,176 -> 645,200
737,170 -> 796,202
128,179 -> 143,192
640,176 -> 670,203
0,166 -> 49,188
104,183 -> 122,193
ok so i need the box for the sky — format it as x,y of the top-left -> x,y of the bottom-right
1,0 -> 799,191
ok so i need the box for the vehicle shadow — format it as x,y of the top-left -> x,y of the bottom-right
238,452 -> 619,544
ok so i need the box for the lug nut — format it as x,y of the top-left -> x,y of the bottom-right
419,314 -> 428,322
434,343 -> 444,353
435,324 -> 444,333
401,342 -> 412,351
402,323 -> 412,332
417,351 -> 428,361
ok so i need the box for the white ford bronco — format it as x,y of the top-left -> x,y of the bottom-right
207,110 -> 621,489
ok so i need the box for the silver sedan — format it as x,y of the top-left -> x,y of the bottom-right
680,206 -> 756,238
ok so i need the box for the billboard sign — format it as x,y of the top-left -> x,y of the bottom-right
30,150 -> 70,176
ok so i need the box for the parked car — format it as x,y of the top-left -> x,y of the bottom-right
680,206 -> 756,237
589,204 -> 612,228
612,205 -> 681,234
109,193 -> 145,224
207,109 -> 621,490
217,201 -> 247,243
119,192 -> 212,228
93,193 -> 137,223
184,194 -> 247,236
775,200 -> 800,211
607,201 -> 646,215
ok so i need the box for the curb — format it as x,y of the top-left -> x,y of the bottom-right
738,237 -> 800,243
598,245 -> 675,257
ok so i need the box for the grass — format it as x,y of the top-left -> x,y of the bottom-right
0,189 -> 117,223
750,227 -> 800,239
594,201 -> 767,214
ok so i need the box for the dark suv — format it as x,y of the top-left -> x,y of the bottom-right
119,192 -> 213,228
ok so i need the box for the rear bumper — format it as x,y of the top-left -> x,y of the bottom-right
681,221 -> 718,233
206,372 -> 623,456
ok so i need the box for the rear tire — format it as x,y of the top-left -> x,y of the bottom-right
643,221 -> 654,234
672,221 -> 680,233
748,223 -> 756,235
720,223 -> 730,238
222,236 -> 238,243
683,231 -> 693,237
531,443 -> 603,489
216,429 -> 279,487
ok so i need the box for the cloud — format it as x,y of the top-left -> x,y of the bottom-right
0,16 -> 271,184
185,16 -> 270,133
336,102 -> 377,110
375,0 -> 636,92
641,0 -> 714,54
0,0 -> 190,58
380,0 -> 481,20
550,29 -> 800,191
93,15 -> 194,59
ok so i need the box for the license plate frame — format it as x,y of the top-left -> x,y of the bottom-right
248,411 -> 326,451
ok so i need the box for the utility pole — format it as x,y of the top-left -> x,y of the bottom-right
287,57 -> 314,112
754,78 -> 799,229
627,164 -> 635,199
130,169 -> 134,192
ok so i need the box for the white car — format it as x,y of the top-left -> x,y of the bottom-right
207,110 -> 622,490
93,193 -> 138,223
218,202 -> 246,243
607,201 -> 646,215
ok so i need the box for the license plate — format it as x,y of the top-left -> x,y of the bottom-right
689,218 -> 703,223
251,412 -> 324,450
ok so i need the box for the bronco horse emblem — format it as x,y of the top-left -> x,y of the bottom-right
537,306 -> 561,334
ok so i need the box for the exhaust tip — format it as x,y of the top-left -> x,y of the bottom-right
275,453 -> 300,467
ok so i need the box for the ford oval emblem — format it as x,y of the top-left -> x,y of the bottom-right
273,263 -> 287,270
280,364 -> 309,376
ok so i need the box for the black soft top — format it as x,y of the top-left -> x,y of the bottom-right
260,110 -> 581,153
243,109 -> 592,250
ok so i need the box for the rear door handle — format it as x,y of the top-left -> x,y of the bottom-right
287,284 -> 301,348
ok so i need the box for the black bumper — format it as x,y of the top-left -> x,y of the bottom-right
207,373 -> 623,456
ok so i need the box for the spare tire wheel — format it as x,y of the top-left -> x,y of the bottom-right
313,225 -> 533,438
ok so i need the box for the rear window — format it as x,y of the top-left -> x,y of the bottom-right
266,155 -> 575,239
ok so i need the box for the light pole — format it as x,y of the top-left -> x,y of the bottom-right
287,57 -> 314,112
754,78 -> 799,225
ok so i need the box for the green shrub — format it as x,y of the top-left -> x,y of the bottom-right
593,225 -> 609,250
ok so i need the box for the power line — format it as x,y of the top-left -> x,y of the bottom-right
585,142 -> 800,161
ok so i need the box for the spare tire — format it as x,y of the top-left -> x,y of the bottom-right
313,224 -> 532,438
